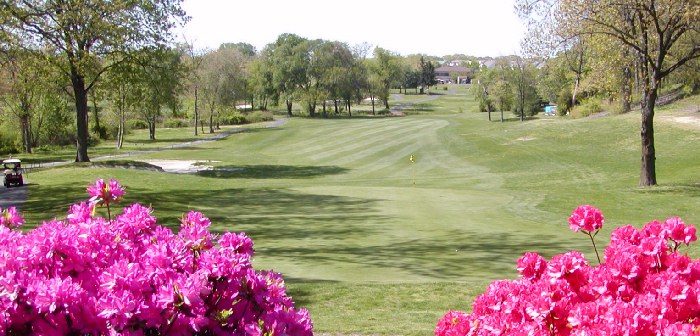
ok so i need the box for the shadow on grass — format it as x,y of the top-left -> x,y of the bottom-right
22,183 -> 388,237
21,181 -> 588,285
633,183 -> 700,197
197,165 -> 349,179
125,137 -> 205,145
258,229 -> 589,281
132,187 -> 389,245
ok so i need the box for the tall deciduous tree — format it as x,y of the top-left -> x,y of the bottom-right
199,47 -> 245,133
265,34 -> 310,117
511,57 -> 540,121
0,51 -> 45,153
518,0 -> 700,186
133,47 -> 185,140
182,41 -> 206,136
0,0 -> 187,162
369,47 -> 403,110
419,56 -> 437,94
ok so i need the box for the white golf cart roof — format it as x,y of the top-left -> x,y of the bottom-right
2,159 -> 21,164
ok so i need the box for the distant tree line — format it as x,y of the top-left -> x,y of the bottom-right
472,0 -> 700,187
0,1 -> 449,161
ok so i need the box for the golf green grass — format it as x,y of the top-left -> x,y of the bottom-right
19,86 -> 700,335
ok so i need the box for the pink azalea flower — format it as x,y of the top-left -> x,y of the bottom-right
568,205 -> 604,233
0,179 -> 314,334
0,207 -> 24,228
87,178 -> 124,206
67,202 -> 95,225
517,252 -> 547,281
438,208 -> 700,336
435,310 -> 472,336
181,210 -> 211,228
665,217 -> 697,246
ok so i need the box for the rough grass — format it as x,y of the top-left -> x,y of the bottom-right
17,84 -> 700,335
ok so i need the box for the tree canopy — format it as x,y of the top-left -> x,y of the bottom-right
0,0 -> 188,161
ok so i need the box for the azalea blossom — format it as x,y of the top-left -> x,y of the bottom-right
0,179 -> 313,335
87,178 -> 125,207
437,208 -> 700,335
568,205 -> 604,233
0,206 -> 24,228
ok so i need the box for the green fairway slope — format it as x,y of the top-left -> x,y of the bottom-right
21,86 -> 700,335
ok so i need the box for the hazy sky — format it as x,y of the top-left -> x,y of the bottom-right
178,0 -> 525,57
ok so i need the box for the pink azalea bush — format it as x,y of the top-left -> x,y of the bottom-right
0,179 -> 313,335
436,205 -> 700,335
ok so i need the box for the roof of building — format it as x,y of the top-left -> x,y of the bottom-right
434,66 -> 473,73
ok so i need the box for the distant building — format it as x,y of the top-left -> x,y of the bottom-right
477,58 -> 497,69
434,66 -> 474,84
444,60 -> 468,67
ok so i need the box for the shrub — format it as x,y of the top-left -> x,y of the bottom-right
246,111 -> 274,124
436,206 -> 698,335
571,97 -> 603,118
163,118 -> 190,129
220,113 -> 248,125
0,179 -> 313,335
127,119 -> 149,130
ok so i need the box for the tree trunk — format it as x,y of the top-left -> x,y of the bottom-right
148,115 -> 157,140
371,95 -> 375,115
71,69 -> 90,162
347,100 -> 352,117
209,107 -> 215,133
117,107 -> 124,149
334,100 -> 339,114
286,99 -> 293,117
639,82 -> 659,186
20,115 -> 31,153
194,87 -> 199,136
92,98 -> 105,139
621,66 -> 632,113
308,102 -> 316,118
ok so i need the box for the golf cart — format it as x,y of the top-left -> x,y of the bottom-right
3,158 -> 23,187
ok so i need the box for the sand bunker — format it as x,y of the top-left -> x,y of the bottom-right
138,160 -> 215,174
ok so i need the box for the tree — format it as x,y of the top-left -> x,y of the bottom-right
248,56 -> 275,111
315,41 -> 360,117
518,0 -> 700,186
0,0 -> 187,162
0,51 -> 44,153
511,57 -> 540,121
369,47 -> 403,110
265,34 -> 310,117
472,67 -> 497,121
133,47 -> 185,140
418,56 -> 437,94
219,42 -> 257,57
491,59 -> 515,122
181,41 -> 206,135
199,47 -> 245,133
103,61 -> 137,149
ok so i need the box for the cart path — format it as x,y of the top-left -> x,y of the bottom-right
0,118 -> 288,212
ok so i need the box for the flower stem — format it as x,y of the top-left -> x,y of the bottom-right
587,231 -> 601,264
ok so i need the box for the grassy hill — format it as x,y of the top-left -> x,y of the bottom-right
18,85 -> 700,335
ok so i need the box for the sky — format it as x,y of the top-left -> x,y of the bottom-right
177,0 -> 526,58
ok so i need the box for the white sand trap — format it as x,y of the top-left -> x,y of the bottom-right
139,160 -> 216,174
